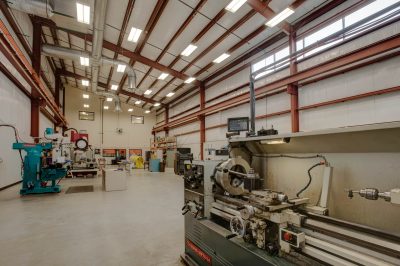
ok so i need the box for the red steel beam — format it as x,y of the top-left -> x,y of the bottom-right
0,21 -> 67,126
57,69 -> 162,106
136,0 -> 207,88
129,0 -> 207,104
153,34 -> 400,131
36,20 -> 199,85
152,9 -> 257,102
287,28 -> 299,133
299,86 -> 400,111
106,0 -> 135,91
246,0 -> 292,34
118,0 -> 169,96
141,5 -> 230,109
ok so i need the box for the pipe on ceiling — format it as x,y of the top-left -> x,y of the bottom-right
42,44 -> 140,112
7,0 -> 54,18
41,45 -> 136,91
91,0 -> 108,93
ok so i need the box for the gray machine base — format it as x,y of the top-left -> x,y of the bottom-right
183,215 -> 294,266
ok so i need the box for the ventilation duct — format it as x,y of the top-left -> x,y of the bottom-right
97,92 -> 122,112
91,0 -> 108,92
41,44 -> 137,92
8,0 -> 54,18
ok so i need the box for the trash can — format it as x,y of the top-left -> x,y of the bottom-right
160,161 -> 165,172
149,159 -> 160,172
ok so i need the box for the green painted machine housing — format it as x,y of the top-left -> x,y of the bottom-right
12,142 -> 67,195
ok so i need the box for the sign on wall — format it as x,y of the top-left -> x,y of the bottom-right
129,149 -> 142,157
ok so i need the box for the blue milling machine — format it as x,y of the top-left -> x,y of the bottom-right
12,128 -> 68,195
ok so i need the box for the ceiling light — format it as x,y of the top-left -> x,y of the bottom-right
213,53 -> 230,63
166,92 -> 175,97
135,100 -> 142,105
144,89 -> 152,95
104,106 -> 109,110
111,84 -> 118,91
83,94 -> 89,99
266,7 -> 294,27
80,56 -> 89,66
181,44 -> 197,56
76,3 -> 90,24
128,108 -> 133,112
83,104 -> 89,108
106,97 -> 112,102
184,77 -> 195,84
225,0 -> 247,13
260,137 -> 291,145
82,80 -> 89,86
153,103 -> 160,107
117,64 -> 126,72
145,110 -> 150,114
158,73 -> 169,80
127,27 -> 143,43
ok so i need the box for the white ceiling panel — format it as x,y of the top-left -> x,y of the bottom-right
103,0 -> 129,43
146,0 -> 194,52
164,12 -> 209,56
121,0 -> 158,52
140,43 -> 163,61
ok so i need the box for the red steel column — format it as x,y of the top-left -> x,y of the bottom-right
199,83 -> 205,160
288,27 -> 299,132
165,106 -> 169,136
31,19 -> 42,139
55,69 -> 61,107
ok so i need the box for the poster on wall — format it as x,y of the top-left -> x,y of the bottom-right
102,149 -> 116,157
116,149 -> 127,159
129,149 -> 142,157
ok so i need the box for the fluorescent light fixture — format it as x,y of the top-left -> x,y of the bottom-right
76,3 -> 90,24
83,104 -> 89,108
225,0 -> 247,13
213,53 -> 230,63
81,112 -> 87,115
184,77 -> 195,84
104,106 -> 109,110
153,102 -> 160,107
127,27 -> 142,43
128,108 -> 133,112
111,84 -> 118,91
106,97 -> 112,102
83,94 -> 89,99
260,137 -> 291,145
80,56 -> 89,66
136,117 -> 141,120
135,100 -> 142,105
117,64 -> 126,72
145,110 -> 150,114
266,7 -> 294,27
158,73 -> 169,80
166,92 -> 175,97
144,89 -> 152,95
181,44 -> 197,56
82,80 -> 89,86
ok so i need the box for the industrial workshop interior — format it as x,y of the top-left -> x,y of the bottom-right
1,0 -> 400,265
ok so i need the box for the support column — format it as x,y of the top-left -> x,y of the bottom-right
288,27 -> 299,133
199,83 -> 205,160
55,70 -> 61,107
165,106 -> 169,136
31,18 -> 42,139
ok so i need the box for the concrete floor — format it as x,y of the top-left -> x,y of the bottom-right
0,169 -> 184,266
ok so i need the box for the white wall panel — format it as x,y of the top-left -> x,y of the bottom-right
65,86 -> 156,150
0,71 -> 32,188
